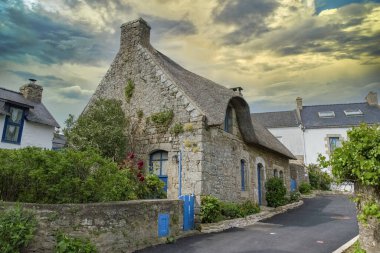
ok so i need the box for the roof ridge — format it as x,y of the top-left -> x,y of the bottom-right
0,86 -> 22,95
303,102 -> 367,107
251,110 -> 295,115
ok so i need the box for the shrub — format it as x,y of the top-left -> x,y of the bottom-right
289,191 -> 301,203
265,177 -> 287,207
150,110 -> 174,128
0,206 -> 37,253
298,182 -> 312,194
0,148 -> 165,203
221,202 -> 243,219
308,164 -> 332,190
170,123 -> 184,136
64,99 -> 127,162
239,200 -> 260,216
55,233 -> 97,253
200,195 -> 222,223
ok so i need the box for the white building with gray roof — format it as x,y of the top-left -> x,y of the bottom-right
0,80 -> 60,149
251,92 -> 380,167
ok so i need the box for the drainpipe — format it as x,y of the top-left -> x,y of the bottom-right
178,147 -> 183,197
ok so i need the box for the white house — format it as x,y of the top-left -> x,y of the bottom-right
251,92 -> 380,166
0,80 -> 59,149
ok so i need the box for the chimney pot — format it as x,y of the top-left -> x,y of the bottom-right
20,79 -> 43,103
296,97 -> 303,110
230,87 -> 243,96
365,91 -> 378,106
120,18 -> 151,51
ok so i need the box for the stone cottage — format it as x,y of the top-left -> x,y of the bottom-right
86,18 -> 295,206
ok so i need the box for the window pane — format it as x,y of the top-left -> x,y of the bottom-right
151,152 -> 161,160
329,137 -> 340,151
161,152 -> 168,160
161,160 -> 168,175
9,107 -> 23,124
151,161 -> 161,175
5,125 -> 20,142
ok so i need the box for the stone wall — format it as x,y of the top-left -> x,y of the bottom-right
202,106 -> 291,205
0,200 -> 183,253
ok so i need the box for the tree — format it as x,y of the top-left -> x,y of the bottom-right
64,99 -> 128,162
319,124 -> 380,253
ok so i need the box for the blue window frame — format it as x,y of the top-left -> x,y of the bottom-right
1,105 -> 25,144
224,106 -> 233,133
241,159 -> 247,191
150,150 -> 169,192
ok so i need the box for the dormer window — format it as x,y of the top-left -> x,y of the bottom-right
344,109 -> 363,116
318,111 -> 335,118
224,105 -> 233,133
1,105 -> 25,144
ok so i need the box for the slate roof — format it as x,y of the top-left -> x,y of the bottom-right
145,37 -> 295,159
251,110 -> 300,128
0,87 -> 60,128
301,102 -> 380,129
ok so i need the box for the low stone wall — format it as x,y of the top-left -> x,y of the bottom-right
1,199 -> 183,253
200,200 -> 303,233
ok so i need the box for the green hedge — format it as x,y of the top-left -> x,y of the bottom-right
298,182 -> 312,194
0,147 -> 165,204
265,177 -> 287,207
200,195 -> 260,223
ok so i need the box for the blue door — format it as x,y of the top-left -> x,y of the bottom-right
150,151 -> 168,193
290,179 -> 297,192
257,165 -> 262,205
179,194 -> 194,231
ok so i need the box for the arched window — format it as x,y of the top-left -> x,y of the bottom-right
224,105 -> 233,133
149,150 -> 168,192
274,169 -> 278,178
279,170 -> 284,181
241,159 -> 248,191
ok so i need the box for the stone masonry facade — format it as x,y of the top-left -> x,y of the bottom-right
86,18 -> 293,210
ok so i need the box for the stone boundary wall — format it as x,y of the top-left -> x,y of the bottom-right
0,199 -> 183,253
200,200 -> 303,233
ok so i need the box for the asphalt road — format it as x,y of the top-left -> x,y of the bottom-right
136,195 -> 359,253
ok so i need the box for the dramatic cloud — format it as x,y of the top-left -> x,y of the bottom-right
0,0 -> 379,126
213,0 -> 279,44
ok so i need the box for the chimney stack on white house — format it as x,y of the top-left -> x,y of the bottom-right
20,79 -> 43,103
365,91 -> 378,106
120,18 -> 151,52
296,97 -> 303,110
230,87 -> 243,96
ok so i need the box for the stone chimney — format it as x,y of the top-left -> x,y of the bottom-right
296,97 -> 303,110
365,91 -> 378,106
230,87 -> 243,96
20,79 -> 43,103
120,18 -> 151,52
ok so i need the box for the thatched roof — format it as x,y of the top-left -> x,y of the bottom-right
141,24 -> 294,159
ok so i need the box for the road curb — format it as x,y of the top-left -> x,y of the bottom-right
332,235 -> 359,253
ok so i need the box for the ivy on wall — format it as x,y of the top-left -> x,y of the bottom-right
150,110 -> 174,128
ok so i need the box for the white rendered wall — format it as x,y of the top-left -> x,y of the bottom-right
303,127 -> 350,165
267,127 -> 305,158
0,115 -> 54,149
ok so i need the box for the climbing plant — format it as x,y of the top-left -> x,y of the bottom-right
125,79 -> 135,103
150,110 -> 174,128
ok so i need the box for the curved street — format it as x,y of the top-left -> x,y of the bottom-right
137,195 -> 359,253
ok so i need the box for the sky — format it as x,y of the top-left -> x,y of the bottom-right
1,0 -> 379,127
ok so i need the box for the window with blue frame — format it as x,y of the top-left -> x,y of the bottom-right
150,150 -> 168,192
274,169 -> 278,178
224,105 -> 233,133
1,106 -> 25,144
241,159 -> 248,191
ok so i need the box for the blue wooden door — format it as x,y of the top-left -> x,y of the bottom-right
158,213 -> 170,237
179,194 -> 194,231
257,167 -> 262,205
290,179 -> 297,192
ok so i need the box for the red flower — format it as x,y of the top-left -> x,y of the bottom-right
139,176 -> 145,182
127,152 -> 135,160
137,172 -> 142,178
137,160 -> 144,169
